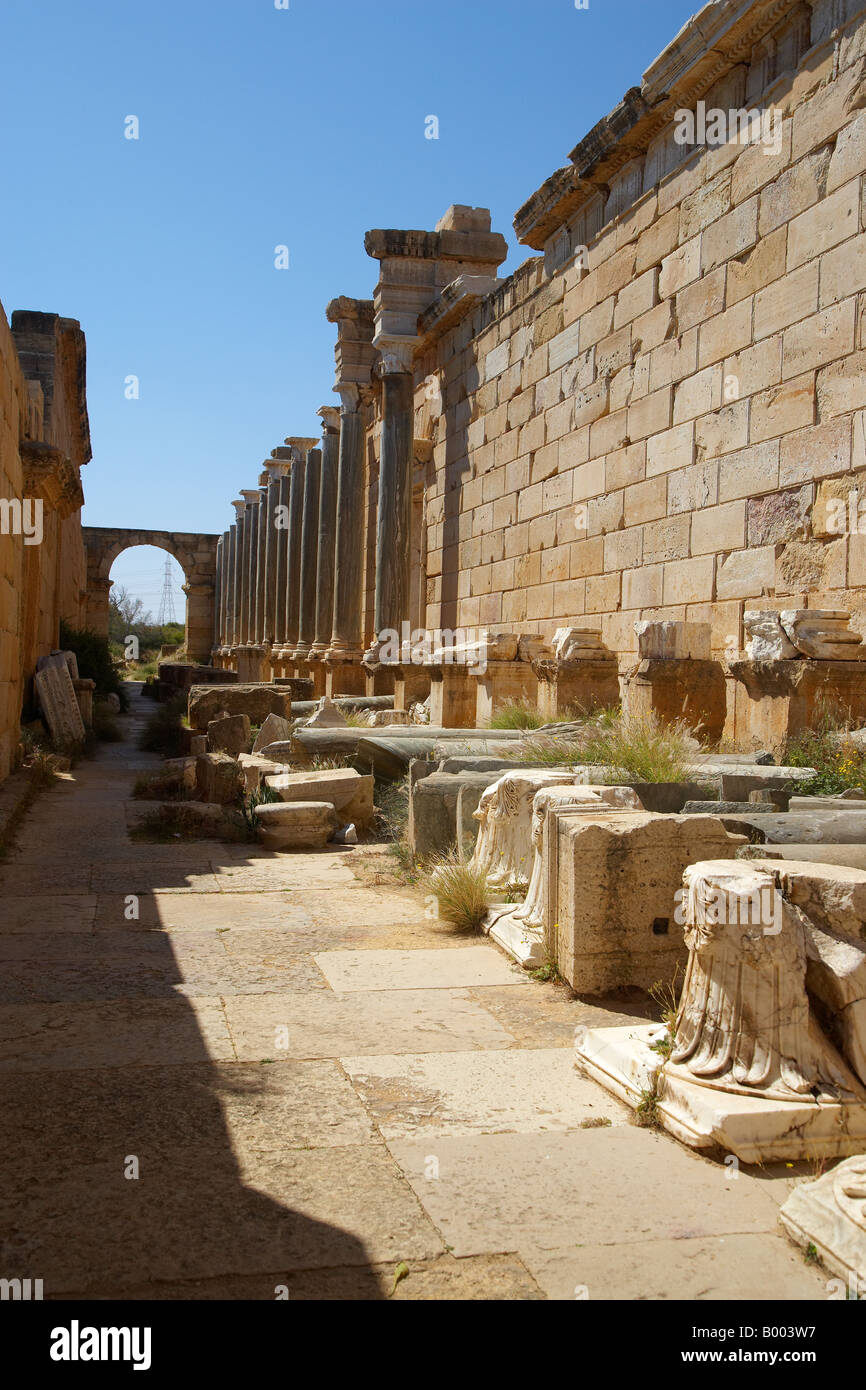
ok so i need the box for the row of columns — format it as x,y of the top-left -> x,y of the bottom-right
212,402 -> 370,696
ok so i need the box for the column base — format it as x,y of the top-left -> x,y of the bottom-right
622,658 -> 726,743
393,665 -> 431,712
324,660 -> 367,697
427,664 -> 475,728
474,661 -> 538,726
305,658 -> 327,697
534,660 -> 621,721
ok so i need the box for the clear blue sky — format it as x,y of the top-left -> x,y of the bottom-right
1,0 -> 698,610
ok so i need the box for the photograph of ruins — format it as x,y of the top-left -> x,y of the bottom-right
2,0 -> 866,1328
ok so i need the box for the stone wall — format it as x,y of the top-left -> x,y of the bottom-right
0,303 -> 90,783
213,0 -> 866,718
409,0 -> 866,666
0,306 -> 29,781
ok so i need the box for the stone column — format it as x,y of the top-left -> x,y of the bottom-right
283,438 -> 317,659
255,482 -> 268,647
229,501 -> 245,655
184,581 -> 215,664
372,352 -> 414,655
272,471 -> 290,657
323,297 -> 376,698
212,534 -> 224,658
293,447 -> 321,664
258,468 -> 279,667
310,407 -> 341,679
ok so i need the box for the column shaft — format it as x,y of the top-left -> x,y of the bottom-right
273,475 -> 290,646
329,408 -> 365,657
284,456 -> 306,649
312,428 -> 339,655
295,449 -> 321,657
374,371 -> 414,642
255,486 -> 268,644
263,478 -> 280,644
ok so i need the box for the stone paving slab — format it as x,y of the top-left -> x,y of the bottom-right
0,1060 -> 377,1177
0,930 -> 329,1002
0,894 -> 98,933
64,1253 -> 544,1301
463,983 -> 653,1049
0,864 -> 94,894
94,891 -> 314,932
0,997 -> 236,1070
3,1147 -> 444,1295
386,1128 -> 784,1259
520,1232 -> 827,1300
89,864 -> 223,894
316,945 -> 527,992
223,988 -> 518,1060
341,1048 -> 628,1138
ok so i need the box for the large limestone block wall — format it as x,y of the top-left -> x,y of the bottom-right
414,0 -> 866,667
0,306 -> 29,782
0,303 -> 90,785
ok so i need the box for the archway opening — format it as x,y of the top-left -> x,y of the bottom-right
108,546 -> 188,678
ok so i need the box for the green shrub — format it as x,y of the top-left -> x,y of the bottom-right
59,622 -> 127,709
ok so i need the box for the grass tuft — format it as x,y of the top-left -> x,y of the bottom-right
421,849 -> 491,932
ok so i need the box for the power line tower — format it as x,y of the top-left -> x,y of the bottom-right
157,556 -> 178,626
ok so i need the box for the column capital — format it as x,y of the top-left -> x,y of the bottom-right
336,383 -> 361,414
375,345 -> 415,376
317,405 -> 341,434
240,488 -> 260,507
231,498 -> 246,519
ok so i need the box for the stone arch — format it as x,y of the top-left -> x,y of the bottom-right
83,527 -> 219,664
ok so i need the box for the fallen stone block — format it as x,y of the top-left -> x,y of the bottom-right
265,767 -> 374,830
719,811 -> 866,844
237,754 -> 283,794
34,660 -> 86,746
780,609 -> 866,661
302,695 -> 348,728
738,844 -> 866,871
195,752 -> 243,805
207,713 -> 251,756
253,800 -> 337,850
188,683 -> 293,732
251,713 -> 293,753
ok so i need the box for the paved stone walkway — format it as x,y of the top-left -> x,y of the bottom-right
0,686 -> 828,1299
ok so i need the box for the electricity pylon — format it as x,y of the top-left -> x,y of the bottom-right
156,556 -> 177,626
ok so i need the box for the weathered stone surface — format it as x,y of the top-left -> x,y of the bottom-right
195,752 -> 243,805
780,609 -> 866,661
486,785 -> 642,968
744,611 -> 799,661
546,811 -> 744,994
780,1156 -> 866,1289
579,855 -> 866,1162
251,713 -> 292,753
34,661 -> 86,745
253,800 -> 338,850
303,696 -> 349,728
207,713 -> 251,756
188,684 -> 293,732
237,754 -> 283,794
634,621 -> 710,660
266,768 -> 374,831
